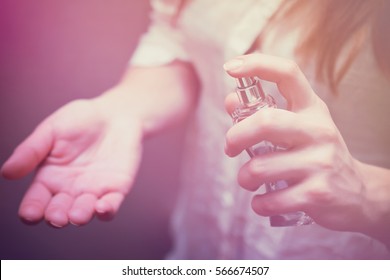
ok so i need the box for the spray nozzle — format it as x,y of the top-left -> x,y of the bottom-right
235,76 -> 266,106
235,77 -> 256,88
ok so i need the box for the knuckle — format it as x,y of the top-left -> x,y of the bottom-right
316,144 -> 338,171
248,158 -> 267,180
251,52 -> 263,62
254,109 -> 274,133
311,151 -> 331,172
315,97 -> 330,113
283,60 -> 301,79
305,179 -> 333,205
24,144 -> 42,164
238,160 -> 265,191
318,125 -> 339,143
247,159 -> 262,176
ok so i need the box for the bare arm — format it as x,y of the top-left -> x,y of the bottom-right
1,61 -> 199,227
95,61 -> 200,137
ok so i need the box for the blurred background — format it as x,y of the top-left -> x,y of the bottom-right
0,0 -> 184,259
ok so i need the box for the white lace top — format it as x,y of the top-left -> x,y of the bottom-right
131,0 -> 390,259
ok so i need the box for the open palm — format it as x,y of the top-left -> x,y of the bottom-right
2,99 -> 143,227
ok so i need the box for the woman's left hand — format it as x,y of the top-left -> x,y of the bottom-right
223,53 -> 389,238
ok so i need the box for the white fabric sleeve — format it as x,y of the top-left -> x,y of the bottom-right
130,0 -> 190,67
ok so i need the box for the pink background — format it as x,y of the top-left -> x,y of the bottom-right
0,0 -> 184,259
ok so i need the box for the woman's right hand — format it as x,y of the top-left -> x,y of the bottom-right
1,97 -> 144,227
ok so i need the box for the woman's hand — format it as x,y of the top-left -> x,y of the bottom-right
1,97 -> 143,227
223,53 -> 390,243
1,62 -> 199,229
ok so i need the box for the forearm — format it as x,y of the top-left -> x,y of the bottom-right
357,160 -> 390,247
94,61 -> 199,138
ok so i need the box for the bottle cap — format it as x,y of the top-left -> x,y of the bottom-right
236,77 -> 256,88
235,77 -> 265,106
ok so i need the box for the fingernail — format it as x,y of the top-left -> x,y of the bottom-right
95,206 -> 107,214
223,59 -> 243,71
50,221 -> 63,228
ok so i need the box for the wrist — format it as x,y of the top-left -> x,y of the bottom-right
91,87 -> 146,138
356,160 -> 390,247
92,63 -> 199,138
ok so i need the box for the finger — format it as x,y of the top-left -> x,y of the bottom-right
1,122 -> 54,179
251,182 -> 306,217
225,92 -> 240,116
225,108 -> 319,157
95,192 -> 125,221
68,193 -> 97,226
224,53 -> 318,111
237,148 -> 311,191
18,181 -> 52,223
45,192 -> 73,228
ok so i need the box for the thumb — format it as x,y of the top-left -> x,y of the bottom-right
1,122 -> 53,179
224,53 -> 318,112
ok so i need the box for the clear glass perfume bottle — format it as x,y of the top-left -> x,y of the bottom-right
231,76 -> 314,227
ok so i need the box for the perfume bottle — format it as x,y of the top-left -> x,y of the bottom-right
231,76 -> 314,227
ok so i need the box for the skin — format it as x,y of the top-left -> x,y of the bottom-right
1,52 -> 389,249
224,53 -> 390,247
1,62 -> 199,227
